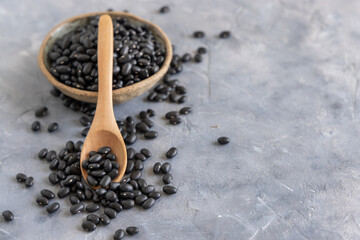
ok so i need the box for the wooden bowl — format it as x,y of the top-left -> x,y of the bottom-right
38,11 -> 172,104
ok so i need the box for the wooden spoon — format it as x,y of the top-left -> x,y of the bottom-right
80,15 -> 127,189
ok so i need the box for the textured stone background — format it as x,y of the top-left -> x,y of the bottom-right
1,0 -> 360,239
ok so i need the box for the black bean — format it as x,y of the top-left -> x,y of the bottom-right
100,213 -> 111,225
142,198 -> 156,209
119,192 -> 135,200
153,162 -> 161,174
63,175 -> 79,186
163,174 -> 173,184
193,31 -> 205,38
99,175 -> 111,188
159,5 -> 170,13
197,47 -> 207,54
70,202 -> 85,214
38,148 -> 48,159
218,136 -> 230,145
133,190 -> 142,198
169,117 -> 182,125
135,153 -> 146,161
194,54 -> 202,63
2,210 -> 14,221
161,162 -> 171,174
47,122 -> 59,132
35,106 -> 48,117
147,92 -> 157,101
169,93 -> 178,103
147,108 -> 156,117
87,214 -> 100,225
135,160 -> 144,170
139,148 -> 151,158
175,86 -> 187,95
136,122 -> 149,133
177,96 -> 187,104
179,106 -> 192,115
103,159 -> 112,172
120,200 -> 135,209
137,178 -> 147,189
89,154 -> 102,163
79,116 -> 91,126
142,118 -> 154,127
129,180 -> 139,190
130,170 -> 142,180
135,195 -> 148,205
219,31 -> 231,38
77,54 -> 91,62
104,207 -> 117,219
77,190 -> 86,200
138,111 -> 148,119
100,199 -> 108,207
41,189 -> 55,199
46,202 -> 60,213
46,150 -> 57,161
166,147 -> 178,159
109,168 -> 119,179
85,188 -> 94,200
49,158 -> 59,170
95,188 -> 107,196
36,196 -> 49,206
114,229 -> 125,240
57,187 -> 70,198
163,185 -> 177,195
31,121 -> 40,132
109,202 -> 123,213
70,195 -> 80,205
82,220 -> 97,232
125,133 -> 137,145
88,163 -> 100,170
105,190 -> 118,202
75,141 -> 83,151
66,141 -> 75,152
25,176 -> 34,187
98,146 -> 111,154
144,131 -> 158,139
119,183 -> 134,192
126,226 -> 139,235
181,53 -> 192,62
127,148 -> 135,160
141,185 -> 155,195
106,153 -> 116,161
16,173 -> 27,182
84,203 -> 99,213
165,111 -> 178,119
49,172 -> 60,184
148,191 -> 161,200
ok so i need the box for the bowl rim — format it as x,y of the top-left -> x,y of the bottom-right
38,11 -> 172,102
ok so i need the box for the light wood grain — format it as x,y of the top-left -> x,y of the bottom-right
80,15 -> 127,188
38,11 -> 172,104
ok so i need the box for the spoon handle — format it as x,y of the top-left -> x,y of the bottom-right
94,15 -> 115,127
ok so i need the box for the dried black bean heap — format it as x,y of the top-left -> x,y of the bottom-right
48,15 -> 166,91
82,146 -> 120,188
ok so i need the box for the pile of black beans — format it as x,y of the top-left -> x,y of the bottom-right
35,128 -> 176,234
82,146 -> 120,188
48,15 -> 166,91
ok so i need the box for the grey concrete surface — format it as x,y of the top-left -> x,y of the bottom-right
1,0 -> 360,239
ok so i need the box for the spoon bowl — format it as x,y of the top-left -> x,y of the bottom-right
80,130 -> 126,187
80,15 -> 127,188
38,11 -> 172,103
